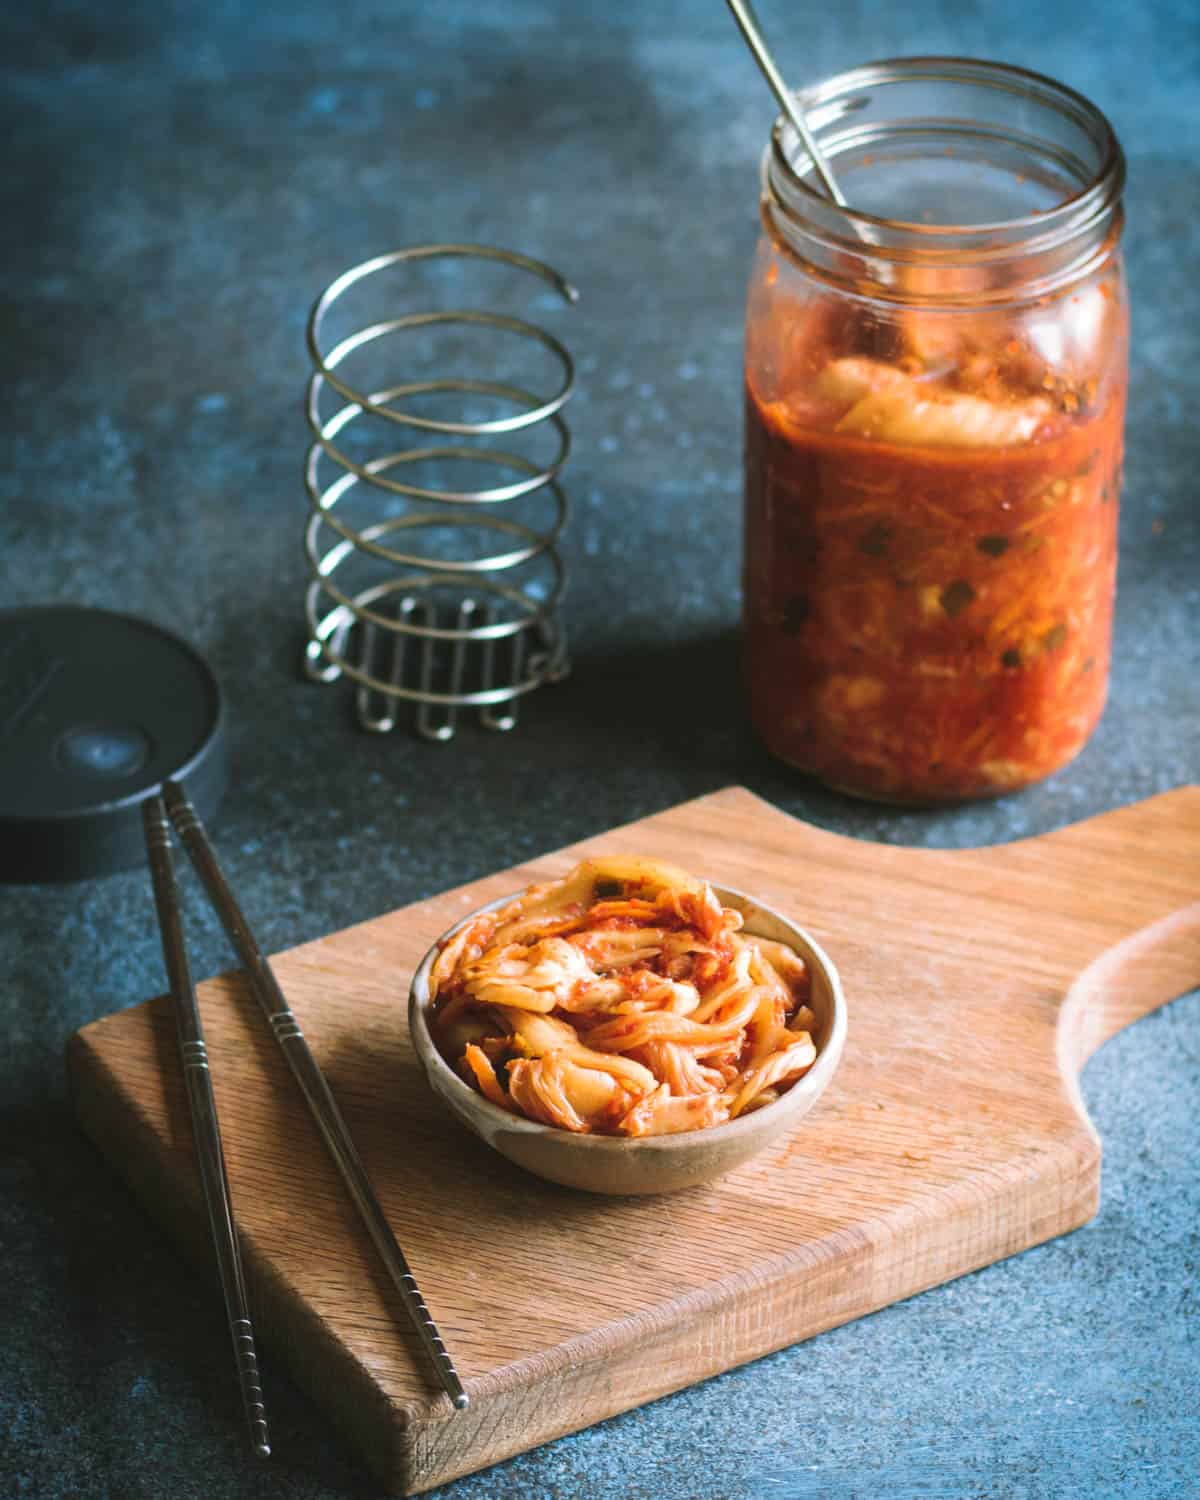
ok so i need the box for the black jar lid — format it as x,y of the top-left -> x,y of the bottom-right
0,605 -> 228,883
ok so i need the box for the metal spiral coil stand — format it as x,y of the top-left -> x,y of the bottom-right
302,244 -> 577,741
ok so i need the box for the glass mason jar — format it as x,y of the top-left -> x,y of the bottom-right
743,58 -> 1128,803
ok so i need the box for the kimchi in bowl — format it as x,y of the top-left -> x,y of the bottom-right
408,868 -> 847,1195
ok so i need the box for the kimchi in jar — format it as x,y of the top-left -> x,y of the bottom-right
744,59 -> 1128,803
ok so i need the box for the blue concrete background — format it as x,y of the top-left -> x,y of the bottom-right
1,1 -> 1196,1496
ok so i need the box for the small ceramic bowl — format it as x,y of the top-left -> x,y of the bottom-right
408,883 -> 847,1195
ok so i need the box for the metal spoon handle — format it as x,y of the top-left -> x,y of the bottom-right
723,0 -> 848,205
142,796 -> 271,1459
161,780 -> 469,1411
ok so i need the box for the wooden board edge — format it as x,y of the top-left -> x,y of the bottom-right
397,1140 -> 1103,1494
685,784 -> 1200,855
702,781 -> 1200,870
253,785 -> 778,969
71,782 -> 1200,1026
1057,901 -> 1200,1139
66,786 -> 784,1079
64,1024 -> 417,1490
927,784 -> 1199,858
66,1000 -> 1105,1497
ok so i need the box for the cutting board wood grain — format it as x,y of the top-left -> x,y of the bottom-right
67,785 -> 1200,1494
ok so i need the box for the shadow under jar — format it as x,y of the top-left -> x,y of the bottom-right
743,58 -> 1128,804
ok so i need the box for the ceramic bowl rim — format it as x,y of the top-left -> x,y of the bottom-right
408,881 -> 848,1154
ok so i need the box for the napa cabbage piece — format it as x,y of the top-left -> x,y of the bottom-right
635,1041 -> 726,1097
836,385 -> 1052,447
618,1084 -> 731,1138
428,856 -> 818,1138
507,1054 -> 630,1133
460,936 -> 594,1013
727,1036 -> 817,1118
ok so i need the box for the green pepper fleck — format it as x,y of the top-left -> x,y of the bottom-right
1043,623 -> 1068,652
940,580 -> 976,618
976,535 -> 1010,558
782,594 -> 810,634
859,521 -> 892,558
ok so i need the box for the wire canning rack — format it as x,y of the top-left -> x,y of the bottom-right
302,244 -> 577,741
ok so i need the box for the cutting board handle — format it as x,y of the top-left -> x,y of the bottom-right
986,786 -> 1200,1068
912,786 -> 1200,1080
1059,900 -> 1200,1082
715,780 -> 1200,1080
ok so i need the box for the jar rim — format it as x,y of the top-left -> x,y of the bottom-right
767,55 -> 1125,247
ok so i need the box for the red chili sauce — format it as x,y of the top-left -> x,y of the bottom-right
743,321 -> 1124,802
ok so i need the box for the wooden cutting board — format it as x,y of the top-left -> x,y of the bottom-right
67,785 -> 1200,1495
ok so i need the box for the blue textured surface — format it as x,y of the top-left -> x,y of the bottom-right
1,2 -> 1197,1497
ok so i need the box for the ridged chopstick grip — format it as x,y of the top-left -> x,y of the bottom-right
142,797 -> 272,1458
162,781 -> 469,1411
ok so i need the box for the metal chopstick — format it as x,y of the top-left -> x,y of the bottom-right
142,796 -> 272,1459
161,778 -> 469,1411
